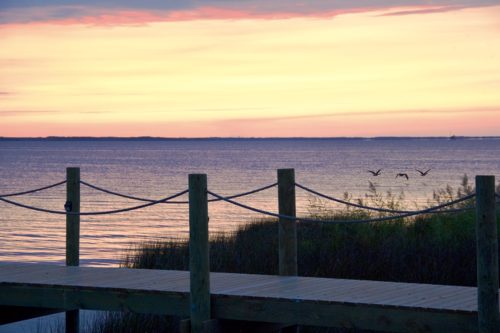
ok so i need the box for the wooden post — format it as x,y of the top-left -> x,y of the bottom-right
278,169 -> 298,333
66,167 -> 80,333
278,169 -> 297,276
189,174 -> 210,333
476,175 -> 499,333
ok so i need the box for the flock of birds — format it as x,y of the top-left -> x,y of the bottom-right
367,169 -> 431,180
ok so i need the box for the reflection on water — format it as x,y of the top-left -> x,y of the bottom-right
1,138 -> 499,266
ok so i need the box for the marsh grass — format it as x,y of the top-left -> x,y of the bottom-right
124,211 -> 479,286
87,177 -> 498,332
36,316 -> 63,333
87,312 -> 178,333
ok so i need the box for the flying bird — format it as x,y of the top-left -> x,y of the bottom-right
396,173 -> 409,180
368,169 -> 382,176
416,169 -> 431,176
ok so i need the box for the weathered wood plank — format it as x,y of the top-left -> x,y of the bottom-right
406,287 -> 475,309
213,295 -> 478,332
0,283 -> 190,316
280,279 -> 397,301
0,264 -> 486,311
0,264 -> 64,279
0,264 -> 189,291
211,273 -> 274,292
364,284 -> 448,306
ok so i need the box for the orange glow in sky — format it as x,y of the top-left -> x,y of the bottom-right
1,4 -> 499,137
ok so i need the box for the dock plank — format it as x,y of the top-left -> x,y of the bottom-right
0,263 -> 487,332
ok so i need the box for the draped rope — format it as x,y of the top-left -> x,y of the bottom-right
0,180 -> 66,198
207,190 -> 475,224
0,189 -> 189,215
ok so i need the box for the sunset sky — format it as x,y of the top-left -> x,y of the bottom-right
1,1 -> 499,137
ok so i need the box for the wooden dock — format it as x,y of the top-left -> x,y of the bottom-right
0,262 -> 486,332
0,171 -> 498,332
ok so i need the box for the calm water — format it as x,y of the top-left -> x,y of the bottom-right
1,138 -> 499,266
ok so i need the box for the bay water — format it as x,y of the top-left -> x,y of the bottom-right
1,137 -> 499,267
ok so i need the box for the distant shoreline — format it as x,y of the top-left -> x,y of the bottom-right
1,136 -> 500,141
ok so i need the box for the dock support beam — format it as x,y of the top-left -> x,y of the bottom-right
189,174 -> 211,333
66,167 -> 80,333
475,175 -> 498,333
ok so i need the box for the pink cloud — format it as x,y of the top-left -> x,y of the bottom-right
2,105 -> 500,137
203,106 -> 500,124
203,107 -> 500,137
1,1 -> 497,26
0,6 -> 376,27
379,5 -> 467,16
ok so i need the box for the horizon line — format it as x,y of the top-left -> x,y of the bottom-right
1,135 -> 500,140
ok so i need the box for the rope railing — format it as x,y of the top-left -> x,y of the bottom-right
295,182 -> 475,214
208,183 -> 277,202
80,180 -> 277,204
0,180 -> 478,219
207,190 -> 476,224
0,174 -> 490,222
0,189 -> 189,216
0,180 -> 66,198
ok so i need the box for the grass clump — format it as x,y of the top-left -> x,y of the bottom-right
87,312 -> 177,333
125,211 -> 478,286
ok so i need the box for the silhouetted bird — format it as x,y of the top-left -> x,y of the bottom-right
368,169 -> 382,176
416,169 -> 431,176
396,173 -> 409,180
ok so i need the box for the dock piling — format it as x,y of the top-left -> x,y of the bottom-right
278,169 -> 298,333
278,168 -> 297,276
65,167 -> 80,333
189,174 -> 211,333
475,175 -> 499,333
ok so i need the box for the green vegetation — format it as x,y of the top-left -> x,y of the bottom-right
84,177 -> 498,332
124,212 -> 478,286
